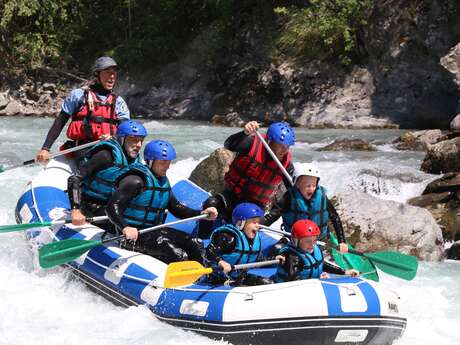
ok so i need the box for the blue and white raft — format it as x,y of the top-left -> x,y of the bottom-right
15,158 -> 407,345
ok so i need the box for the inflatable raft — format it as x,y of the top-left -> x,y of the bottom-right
15,158 -> 407,345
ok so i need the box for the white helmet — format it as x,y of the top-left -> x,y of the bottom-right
294,163 -> 320,184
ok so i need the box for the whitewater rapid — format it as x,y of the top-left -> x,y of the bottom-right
0,118 -> 458,345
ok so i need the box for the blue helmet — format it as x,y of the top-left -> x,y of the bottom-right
117,120 -> 148,138
144,140 -> 177,161
232,203 -> 264,225
266,122 -> 295,146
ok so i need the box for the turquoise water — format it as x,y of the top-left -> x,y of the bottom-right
0,118 -> 458,345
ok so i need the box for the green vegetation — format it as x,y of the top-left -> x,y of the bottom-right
0,0 -> 374,72
274,0 -> 374,65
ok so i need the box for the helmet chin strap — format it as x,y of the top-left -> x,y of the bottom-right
236,220 -> 246,230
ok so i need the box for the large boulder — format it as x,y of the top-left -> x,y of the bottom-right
451,114 -> 460,131
394,130 -> 443,151
210,112 -> 246,127
319,139 -> 376,151
421,136 -> 460,174
189,148 -> 235,194
334,191 -> 444,261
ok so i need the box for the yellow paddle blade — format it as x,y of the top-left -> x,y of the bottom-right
164,260 -> 213,288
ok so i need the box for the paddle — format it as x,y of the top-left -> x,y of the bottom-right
0,216 -> 109,233
0,140 -> 100,173
329,233 -> 379,282
164,259 -> 280,288
39,214 -> 209,269
259,225 -> 417,281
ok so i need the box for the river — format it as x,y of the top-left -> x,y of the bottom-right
0,118 -> 458,345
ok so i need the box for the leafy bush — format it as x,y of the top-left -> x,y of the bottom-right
274,0 -> 374,65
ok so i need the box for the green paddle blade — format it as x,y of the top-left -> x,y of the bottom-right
0,222 -> 52,233
329,233 -> 379,282
39,238 -> 101,269
363,251 -> 418,281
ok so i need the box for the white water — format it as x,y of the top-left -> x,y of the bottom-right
0,118 -> 458,345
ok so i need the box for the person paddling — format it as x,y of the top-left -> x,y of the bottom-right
106,140 -> 217,263
68,120 -> 147,226
199,121 -> 295,238
36,56 -> 130,165
274,220 -> 358,282
205,202 -> 273,286
264,163 -> 349,254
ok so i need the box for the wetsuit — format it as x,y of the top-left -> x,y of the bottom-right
264,189 -> 346,244
205,227 -> 273,286
199,130 -> 294,238
106,172 -> 204,264
275,245 -> 346,282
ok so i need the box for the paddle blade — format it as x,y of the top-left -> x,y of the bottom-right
0,222 -> 52,233
39,238 -> 101,269
364,251 -> 418,281
330,234 -> 379,282
164,260 -> 213,288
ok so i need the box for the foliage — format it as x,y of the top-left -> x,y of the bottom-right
274,0 -> 374,65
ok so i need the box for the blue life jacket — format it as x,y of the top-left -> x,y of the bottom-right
282,186 -> 329,238
275,244 -> 324,282
121,163 -> 171,228
210,224 -> 261,279
81,139 -> 132,203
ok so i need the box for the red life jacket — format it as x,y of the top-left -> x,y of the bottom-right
224,133 -> 292,206
66,89 -> 117,141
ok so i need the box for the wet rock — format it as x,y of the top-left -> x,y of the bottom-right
440,43 -> 460,88
446,241 -> 460,260
211,112 -> 246,127
189,148 -> 235,194
394,130 -> 443,151
451,114 -> 460,130
407,192 -> 452,207
334,191 -> 444,261
423,172 -> 460,194
319,139 -> 377,151
421,137 -> 460,174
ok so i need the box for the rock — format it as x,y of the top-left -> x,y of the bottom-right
211,112 -> 246,127
42,83 -> 56,92
446,241 -> 460,260
407,192 -> 452,207
319,139 -> 377,151
394,130 -> 443,151
451,114 -> 460,131
420,137 -> 460,174
0,99 -> 23,116
334,191 -> 444,261
423,173 -> 460,194
189,148 -> 235,194
0,92 -> 9,110
440,43 -> 460,88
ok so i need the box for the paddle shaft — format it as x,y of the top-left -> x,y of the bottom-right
1,140 -> 100,172
100,213 -> 209,244
231,259 -> 280,271
50,215 -> 109,227
255,131 -> 294,186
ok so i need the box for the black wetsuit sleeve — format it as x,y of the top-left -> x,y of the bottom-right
106,174 -> 144,230
205,231 -> 237,263
262,191 -> 290,226
224,131 -> 253,154
67,149 -> 115,209
167,193 -> 201,219
324,260 -> 346,275
42,110 -> 71,150
283,162 -> 295,188
327,198 -> 346,244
